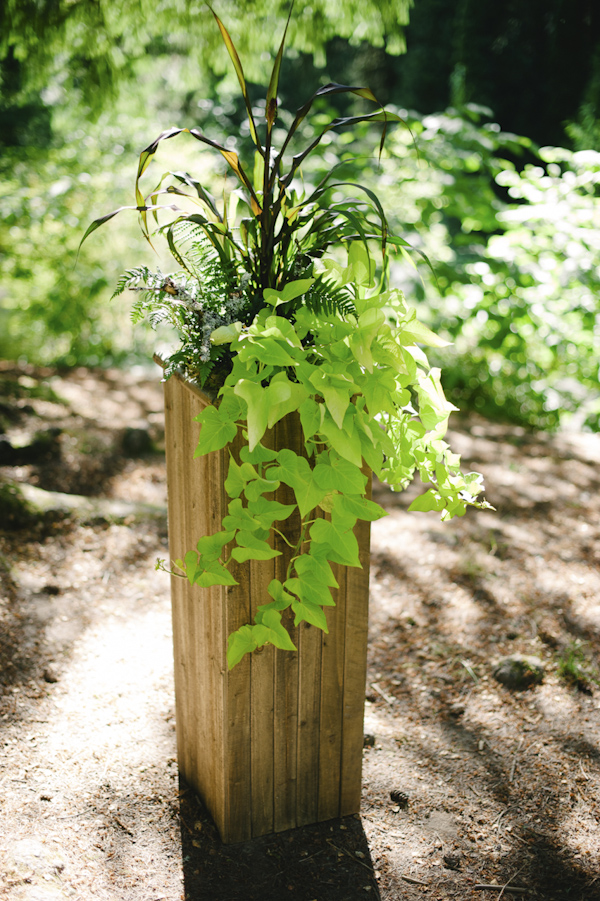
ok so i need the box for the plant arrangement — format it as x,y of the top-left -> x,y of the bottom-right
83,7 -> 490,669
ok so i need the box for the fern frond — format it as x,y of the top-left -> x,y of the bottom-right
111,267 -> 156,300
303,277 -> 356,319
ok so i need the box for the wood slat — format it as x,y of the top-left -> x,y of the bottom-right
340,514 -> 371,815
272,413 -> 301,832
220,431 -> 253,843
164,377 -> 227,830
296,620 -> 323,824
249,418 -> 276,835
317,560 -> 347,822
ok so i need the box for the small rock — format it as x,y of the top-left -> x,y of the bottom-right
493,654 -> 544,690
43,584 -> 61,596
363,733 -> 376,748
43,668 -> 59,684
389,790 -> 409,809
443,852 -> 461,870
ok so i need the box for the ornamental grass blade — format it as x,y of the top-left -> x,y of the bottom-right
135,128 -> 186,234
266,1 -> 294,133
209,5 -> 260,149
78,202 -> 181,255
273,82 -> 401,181
137,128 -> 186,184
169,172 -> 222,220
188,129 -> 262,215
79,206 -> 137,249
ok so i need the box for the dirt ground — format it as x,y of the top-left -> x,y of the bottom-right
0,361 -> 599,901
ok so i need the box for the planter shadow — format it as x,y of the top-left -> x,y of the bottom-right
179,775 -> 380,901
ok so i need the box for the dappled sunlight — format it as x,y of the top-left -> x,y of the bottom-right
364,414 -> 600,895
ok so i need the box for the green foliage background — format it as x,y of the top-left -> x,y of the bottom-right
1,1 -> 599,431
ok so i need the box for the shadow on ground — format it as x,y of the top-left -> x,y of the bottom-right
179,780 -> 380,901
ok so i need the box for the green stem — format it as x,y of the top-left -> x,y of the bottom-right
271,527 -> 296,548
284,516 -> 313,581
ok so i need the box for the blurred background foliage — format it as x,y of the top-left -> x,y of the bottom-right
1,0 -> 600,430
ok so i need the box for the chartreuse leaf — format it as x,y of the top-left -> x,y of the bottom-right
358,429 -> 385,476
441,498 -> 467,521
244,476 -> 281,503
227,625 -> 258,669
318,410 -> 363,468
263,315 -> 303,348
182,550 -> 199,584
416,368 -> 459,438
294,553 -> 338,589
309,518 -> 361,567
264,578 -> 295,610
180,532 -> 239,587
266,373 -> 309,429
309,369 -> 356,429
254,608 -> 297,651
250,497 -> 296,529
270,448 -> 327,518
332,493 -> 387,522
193,405 -> 238,456
240,443 -> 278,464
211,321 -> 243,345
196,564 -> 239,587
238,334 -> 298,368
231,531 -> 281,563
219,391 -> 246,421
292,599 -> 329,631
284,575 -> 336,607
407,490 -> 446,513
233,379 -> 269,450
397,312 -> 450,348
196,530 -> 236,562
313,452 -> 365,494
348,240 -> 376,287
224,454 -> 246,499
361,367 -> 405,416
263,279 -> 315,307
222,498 -> 260,532
298,398 -> 322,443
350,307 -> 386,373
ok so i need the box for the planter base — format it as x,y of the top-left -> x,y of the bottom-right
163,371 -> 371,843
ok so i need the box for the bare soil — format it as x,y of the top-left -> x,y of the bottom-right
1,362 -> 599,901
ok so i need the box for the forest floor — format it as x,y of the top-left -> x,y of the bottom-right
0,361 -> 599,901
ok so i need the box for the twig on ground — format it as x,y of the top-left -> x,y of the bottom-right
178,812 -> 194,834
497,865 -> 527,900
298,849 -> 324,864
113,815 -> 134,836
326,840 -> 374,873
492,805 -> 518,829
401,874 -> 429,886
509,738 -> 524,783
370,681 -> 395,705
472,886 -> 527,895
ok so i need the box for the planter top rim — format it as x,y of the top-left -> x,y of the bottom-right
154,352 -> 218,405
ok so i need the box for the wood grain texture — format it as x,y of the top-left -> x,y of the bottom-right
163,376 -> 227,832
162,373 -> 370,842
272,412 -> 301,833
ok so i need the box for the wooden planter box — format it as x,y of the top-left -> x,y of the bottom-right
162,370 -> 371,843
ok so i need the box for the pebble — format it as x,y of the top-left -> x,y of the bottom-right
492,654 -> 544,690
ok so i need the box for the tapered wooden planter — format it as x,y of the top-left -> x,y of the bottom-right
162,369 -> 371,843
